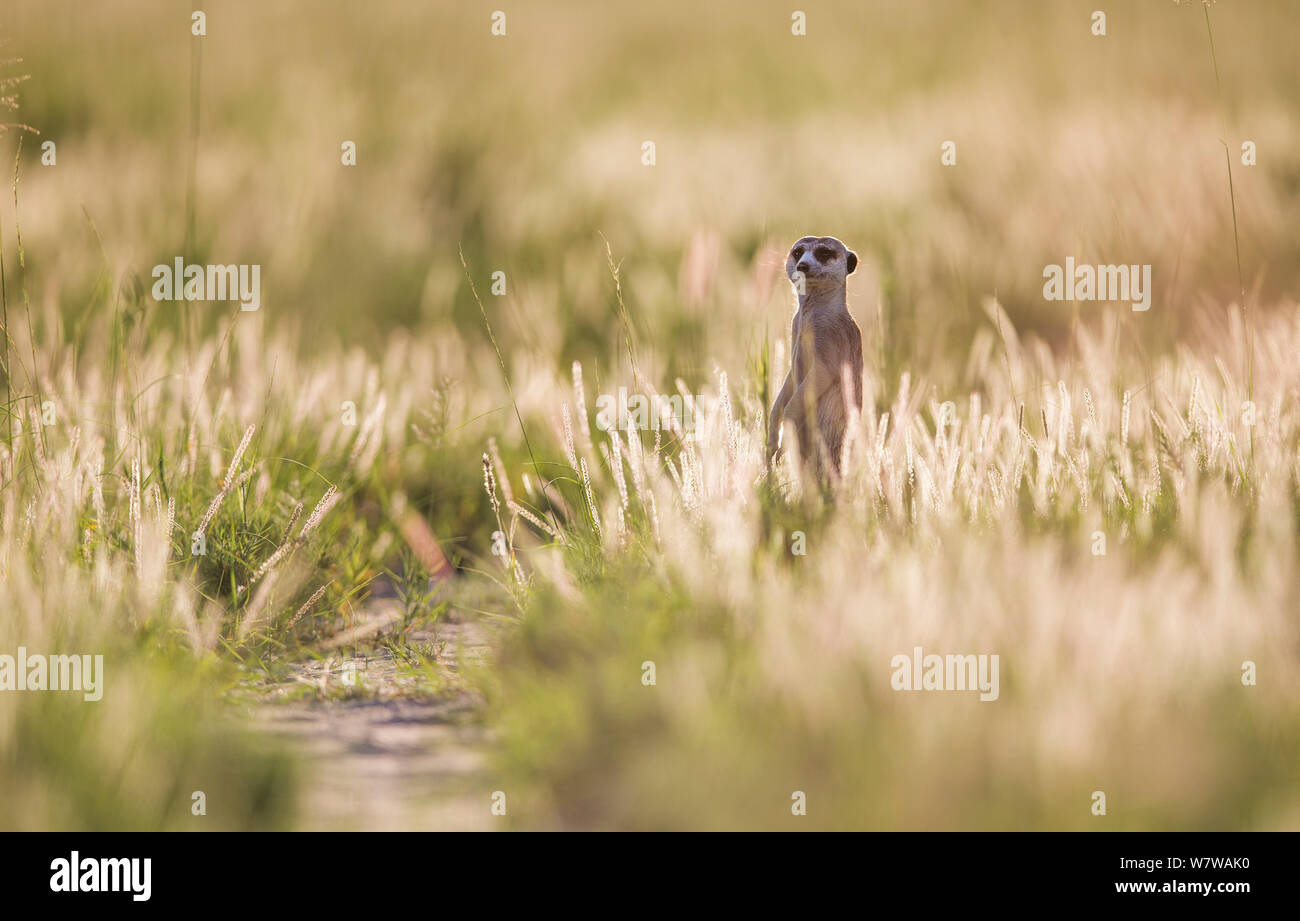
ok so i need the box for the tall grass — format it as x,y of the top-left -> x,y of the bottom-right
4,0 -> 1299,830
480,296 -> 1300,829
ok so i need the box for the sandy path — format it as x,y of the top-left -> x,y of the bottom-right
248,617 -> 500,831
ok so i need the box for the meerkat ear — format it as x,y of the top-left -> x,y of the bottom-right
846,251 -> 858,274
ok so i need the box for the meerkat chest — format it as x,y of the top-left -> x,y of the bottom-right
791,310 -> 843,375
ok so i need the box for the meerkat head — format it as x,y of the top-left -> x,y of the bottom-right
786,235 -> 858,292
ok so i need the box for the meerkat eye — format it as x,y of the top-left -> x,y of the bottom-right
814,246 -> 835,263
791,247 -> 805,260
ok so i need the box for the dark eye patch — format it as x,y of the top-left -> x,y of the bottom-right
791,247 -> 805,260
814,246 -> 835,263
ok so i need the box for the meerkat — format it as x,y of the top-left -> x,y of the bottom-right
767,235 -> 864,475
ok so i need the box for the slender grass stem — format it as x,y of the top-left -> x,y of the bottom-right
460,244 -> 560,534
1202,2 -> 1253,464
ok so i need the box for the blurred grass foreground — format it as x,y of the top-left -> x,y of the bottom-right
1,0 -> 1299,830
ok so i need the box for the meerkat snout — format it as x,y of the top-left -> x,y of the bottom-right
769,235 -> 865,478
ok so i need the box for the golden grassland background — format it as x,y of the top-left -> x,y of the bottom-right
1,0 -> 1298,829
